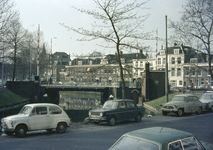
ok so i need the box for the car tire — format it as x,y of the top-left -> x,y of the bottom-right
56,122 -> 67,133
15,125 -> 27,138
5,131 -> 14,136
210,106 -> 213,112
177,109 -> 184,117
162,111 -> 168,116
135,114 -> 142,122
108,116 -> 116,126
196,107 -> 202,114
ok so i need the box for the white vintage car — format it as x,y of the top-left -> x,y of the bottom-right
1,103 -> 71,138
161,94 -> 205,116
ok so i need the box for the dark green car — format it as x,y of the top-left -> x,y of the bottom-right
109,127 -> 206,150
88,99 -> 145,126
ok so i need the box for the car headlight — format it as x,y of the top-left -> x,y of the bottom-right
89,112 -> 91,116
100,113 -> 103,117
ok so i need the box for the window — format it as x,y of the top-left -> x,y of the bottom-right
169,141 -> 183,150
174,49 -> 179,54
201,78 -> 204,84
158,58 -> 161,65
177,68 -> 181,76
185,67 -> 189,75
171,57 -> 175,64
179,80 -> 183,85
191,68 -> 195,75
171,68 -> 175,76
33,107 -> 47,115
170,80 -> 177,87
177,57 -> 181,64
126,102 -> 136,108
163,58 -> 166,64
119,102 -> 126,109
197,70 -> 201,76
49,106 -> 62,114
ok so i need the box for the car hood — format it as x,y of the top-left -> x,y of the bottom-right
200,100 -> 213,103
3,114 -> 28,120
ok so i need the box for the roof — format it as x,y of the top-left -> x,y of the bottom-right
174,94 -> 197,97
123,127 -> 193,146
108,99 -> 135,102
25,103 -> 59,107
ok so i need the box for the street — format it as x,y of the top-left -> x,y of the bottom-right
0,112 -> 213,150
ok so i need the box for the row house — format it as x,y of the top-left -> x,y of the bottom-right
59,51 -> 147,84
157,44 -> 213,88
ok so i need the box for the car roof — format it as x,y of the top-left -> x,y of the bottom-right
174,94 -> 197,97
24,103 -> 59,107
201,92 -> 213,95
123,127 -> 193,146
107,99 -> 134,102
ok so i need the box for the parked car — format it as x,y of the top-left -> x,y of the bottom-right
161,94 -> 205,116
1,103 -> 71,138
199,84 -> 212,89
109,127 -> 206,150
88,99 -> 145,126
199,92 -> 213,112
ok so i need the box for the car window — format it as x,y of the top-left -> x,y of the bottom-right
111,136 -> 159,150
34,107 -> 47,115
126,102 -> 136,108
192,96 -> 198,101
169,141 -> 183,150
49,106 -> 62,114
119,102 -> 126,109
187,97 -> 193,102
182,137 -> 204,150
172,96 -> 186,101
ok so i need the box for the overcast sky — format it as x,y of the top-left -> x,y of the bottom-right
14,0 -> 186,58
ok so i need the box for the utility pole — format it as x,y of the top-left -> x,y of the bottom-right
165,15 -> 168,102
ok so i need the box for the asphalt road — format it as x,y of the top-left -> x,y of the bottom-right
0,112 -> 213,150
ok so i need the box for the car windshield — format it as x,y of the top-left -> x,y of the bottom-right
111,136 -> 159,150
172,96 -> 186,101
102,101 -> 118,109
200,94 -> 213,101
19,106 -> 32,114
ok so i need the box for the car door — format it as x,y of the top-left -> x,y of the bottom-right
117,102 -> 128,121
185,96 -> 193,113
192,96 -> 201,112
28,106 -> 50,130
126,101 -> 138,120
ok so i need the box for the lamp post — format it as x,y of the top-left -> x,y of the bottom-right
49,37 -> 57,83
165,15 -> 168,102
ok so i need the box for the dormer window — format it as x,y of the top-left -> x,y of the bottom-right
174,49 -> 179,54
160,50 -> 165,55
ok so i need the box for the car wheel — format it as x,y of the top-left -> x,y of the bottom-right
196,107 -> 202,114
162,111 -> 168,116
177,109 -> 184,117
108,116 -> 116,126
135,114 -> 142,122
210,106 -> 213,112
56,122 -> 67,133
15,125 -> 27,138
5,131 -> 14,136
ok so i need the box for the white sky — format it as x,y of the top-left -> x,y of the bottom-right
14,0 -> 186,58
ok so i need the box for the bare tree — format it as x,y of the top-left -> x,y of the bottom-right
7,17 -> 28,81
170,0 -> 213,80
62,0 -> 150,99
